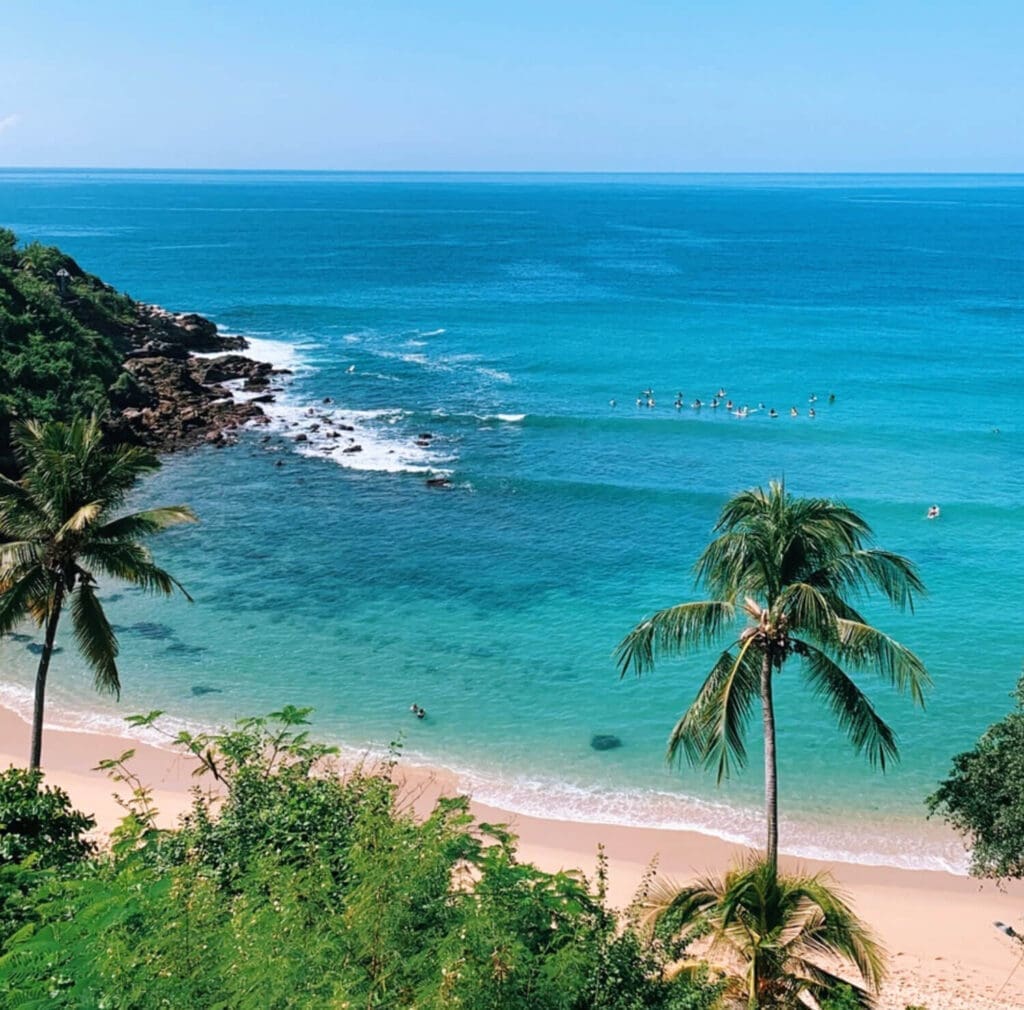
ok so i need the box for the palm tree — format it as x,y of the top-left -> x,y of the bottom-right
642,855 -> 885,1009
0,417 -> 196,770
616,481 -> 928,870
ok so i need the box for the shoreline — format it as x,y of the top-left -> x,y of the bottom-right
1,703 -> 1022,1008
0,673 -> 969,877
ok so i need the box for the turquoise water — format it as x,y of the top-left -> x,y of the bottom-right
2,171 -> 1023,870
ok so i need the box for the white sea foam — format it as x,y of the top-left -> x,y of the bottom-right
423,760 -> 971,875
199,336 -> 455,475
418,328 -> 446,337
0,669 -> 968,875
494,413 -> 526,422
196,334 -> 313,375
266,403 -> 455,475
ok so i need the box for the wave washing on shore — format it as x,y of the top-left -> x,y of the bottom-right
2,171 -> 1022,880
0,679 -> 969,875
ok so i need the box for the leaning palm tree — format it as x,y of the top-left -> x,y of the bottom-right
0,417 -> 196,770
642,855 -> 885,1009
616,481 -> 928,870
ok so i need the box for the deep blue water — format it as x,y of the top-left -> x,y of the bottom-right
2,171 -> 1023,869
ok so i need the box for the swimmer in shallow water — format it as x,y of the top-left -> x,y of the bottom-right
790,406 -> 798,417
808,407 -> 816,418
725,400 -> 734,410
768,408 -> 778,418
927,505 -> 940,520
717,388 -> 726,398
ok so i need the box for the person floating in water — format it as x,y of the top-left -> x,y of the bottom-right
410,703 -> 426,718
828,392 -> 836,404
808,393 -> 817,403
768,408 -> 778,418
790,406 -> 798,417
674,397 -> 683,409
692,398 -> 702,409
710,398 -> 720,408
609,399 -> 617,408
725,399 -> 734,410
636,396 -> 643,407
927,505 -> 941,520
717,388 -> 726,398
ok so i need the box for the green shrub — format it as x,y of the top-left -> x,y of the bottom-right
0,767 -> 95,868
0,710 -> 724,1009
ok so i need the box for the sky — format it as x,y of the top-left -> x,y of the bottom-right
2,1 -> 1022,172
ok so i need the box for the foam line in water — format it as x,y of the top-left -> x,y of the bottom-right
268,403 -> 455,475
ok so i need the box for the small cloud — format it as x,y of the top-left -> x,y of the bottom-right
0,113 -> 22,135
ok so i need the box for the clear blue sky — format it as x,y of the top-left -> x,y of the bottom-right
2,0 -> 1021,171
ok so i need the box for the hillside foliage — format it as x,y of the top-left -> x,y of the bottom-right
0,228 -> 140,472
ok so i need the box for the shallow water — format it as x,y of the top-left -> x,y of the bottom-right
2,170 -> 1023,871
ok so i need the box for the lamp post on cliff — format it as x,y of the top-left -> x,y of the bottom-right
56,267 -> 70,298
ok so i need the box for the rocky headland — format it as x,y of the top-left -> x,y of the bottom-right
106,303 -> 287,451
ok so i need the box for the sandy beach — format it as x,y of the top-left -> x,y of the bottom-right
2,705 -> 1022,1009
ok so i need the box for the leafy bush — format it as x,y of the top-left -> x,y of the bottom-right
0,767 -> 95,868
928,674 -> 1024,881
820,983 -> 864,1009
0,710 -> 724,1009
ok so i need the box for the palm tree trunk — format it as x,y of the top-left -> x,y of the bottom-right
29,586 -> 64,771
760,648 -> 778,873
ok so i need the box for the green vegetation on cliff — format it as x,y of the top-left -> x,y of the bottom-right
0,228 -> 142,469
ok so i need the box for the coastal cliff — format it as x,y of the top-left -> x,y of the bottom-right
107,303 -> 282,451
0,228 -> 280,470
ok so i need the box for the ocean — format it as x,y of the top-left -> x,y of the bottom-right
2,170 -> 1023,871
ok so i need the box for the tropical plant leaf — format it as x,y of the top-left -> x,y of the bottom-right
70,580 -> 120,696
834,619 -> 930,705
800,642 -> 899,769
615,600 -> 735,676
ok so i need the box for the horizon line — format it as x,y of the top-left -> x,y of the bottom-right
2,166 -> 1024,177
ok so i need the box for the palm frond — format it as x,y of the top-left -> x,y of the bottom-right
0,540 -> 41,570
636,874 -> 720,938
70,580 -> 121,696
615,600 -> 734,677
812,549 -> 925,613
645,855 -> 885,1006
834,619 -> 931,706
94,505 -> 198,541
56,500 -> 103,540
799,641 -> 900,769
0,563 -> 52,634
785,875 -> 887,992
79,542 -> 193,601
667,638 -> 760,782
775,581 -> 841,636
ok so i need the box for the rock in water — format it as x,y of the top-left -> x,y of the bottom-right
590,734 -> 622,751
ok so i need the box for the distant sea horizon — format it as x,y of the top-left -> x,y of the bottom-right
2,168 -> 1022,872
